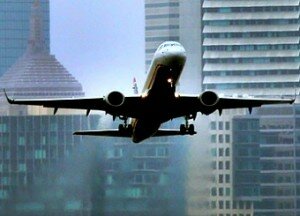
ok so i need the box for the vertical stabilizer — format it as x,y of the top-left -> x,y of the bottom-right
133,77 -> 139,95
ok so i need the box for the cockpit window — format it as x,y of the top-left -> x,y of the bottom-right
158,42 -> 180,50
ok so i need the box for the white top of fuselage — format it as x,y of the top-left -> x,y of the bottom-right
143,41 -> 186,93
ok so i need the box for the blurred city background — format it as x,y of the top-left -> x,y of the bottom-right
0,0 -> 299,216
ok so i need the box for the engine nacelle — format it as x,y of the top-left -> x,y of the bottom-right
199,91 -> 219,107
105,91 -> 125,107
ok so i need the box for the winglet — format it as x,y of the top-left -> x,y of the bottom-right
3,89 -> 14,104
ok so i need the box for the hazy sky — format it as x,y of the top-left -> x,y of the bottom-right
50,1 -> 145,96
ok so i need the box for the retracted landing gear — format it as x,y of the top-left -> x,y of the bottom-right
118,116 -> 133,134
180,115 -> 196,135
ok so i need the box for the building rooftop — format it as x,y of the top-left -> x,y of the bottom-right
0,0 -> 84,115
0,0 -> 83,99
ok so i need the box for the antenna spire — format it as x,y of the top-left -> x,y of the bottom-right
28,0 -> 46,54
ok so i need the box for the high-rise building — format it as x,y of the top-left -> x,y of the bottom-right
202,0 -> 300,97
203,1 -> 299,215
103,127 -> 188,216
0,114 -> 104,216
0,0 -> 50,78
233,105 -> 300,215
0,0 -> 84,116
145,1 -> 300,215
145,0 -> 202,93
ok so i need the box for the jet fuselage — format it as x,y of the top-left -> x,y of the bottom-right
131,41 -> 186,143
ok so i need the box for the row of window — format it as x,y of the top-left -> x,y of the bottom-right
134,147 -> 169,158
205,6 -> 299,13
212,161 -> 230,170
204,31 -> 299,39
204,19 -> 299,26
204,70 -> 299,77
204,44 -> 299,51
145,36 -> 179,42
236,161 -> 260,170
145,14 -> 179,20
210,121 -> 230,130
211,187 -> 231,196
145,2 -> 179,8
211,148 -> 230,157
205,82 -> 300,90
211,134 -> 231,143
145,25 -> 179,31
204,57 -> 299,64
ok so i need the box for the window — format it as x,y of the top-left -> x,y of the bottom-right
18,163 -> 26,172
212,161 -> 217,170
211,201 -> 216,209
219,187 -> 224,196
219,148 -> 224,156
225,148 -> 230,156
219,174 -> 224,183
219,200 -> 224,209
211,121 -> 216,130
226,201 -> 230,209
226,188 -> 230,196
225,135 -> 230,143
211,148 -> 217,157
211,135 -> 216,143
219,122 -> 223,130
225,161 -> 230,170
225,122 -> 230,130
211,187 -> 217,196
225,174 -> 230,183
219,135 -> 224,143
157,147 -> 168,157
219,161 -> 223,169
233,201 -> 237,209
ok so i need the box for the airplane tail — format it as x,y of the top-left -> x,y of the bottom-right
133,77 -> 139,95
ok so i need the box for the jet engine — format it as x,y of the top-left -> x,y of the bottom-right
105,91 -> 125,107
199,91 -> 219,107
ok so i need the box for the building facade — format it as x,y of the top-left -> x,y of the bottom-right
0,0 -> 83,116
0,0 -> 50,78
0,114 -> 104,216
233,105 -> 300,216
103,133 -> 187,216
202,0 -> 300,97
145,0 -> 300,215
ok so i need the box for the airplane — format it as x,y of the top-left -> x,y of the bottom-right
4,41 -> 295,143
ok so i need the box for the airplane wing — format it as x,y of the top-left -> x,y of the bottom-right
216,96 -> 295,110
74,129 -> 194,137
178,93 -> 295,116
3,90 -> 141,117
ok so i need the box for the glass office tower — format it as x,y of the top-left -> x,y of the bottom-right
0,0 -> 50,77
233,105 -> 300,216
202,0 -> 300,97
146,1 -> 300,215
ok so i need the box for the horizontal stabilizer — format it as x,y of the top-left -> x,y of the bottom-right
153,129 -> 196,137
74,129 -> 132,137
74,129 -> 196,138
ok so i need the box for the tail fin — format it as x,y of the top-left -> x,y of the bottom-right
133,77 -> 139,95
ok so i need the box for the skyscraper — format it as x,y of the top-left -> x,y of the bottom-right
0,0 -> 50,78
0,0 -> 84,116
202,0 -> 300,97
233,105 -> 300,215
145,0 -> 300,215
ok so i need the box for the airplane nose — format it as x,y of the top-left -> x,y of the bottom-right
162,46 -> 186,59
168,47 -> 186,61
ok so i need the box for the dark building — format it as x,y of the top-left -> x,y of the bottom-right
0,114 -> 104,216
102,120 -> 188,216
0,0 -> 50,78
233,105 -> 300,216
0,0 -> 84,115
